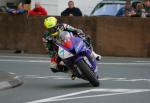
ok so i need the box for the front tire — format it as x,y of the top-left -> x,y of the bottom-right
76,60 -> 100,87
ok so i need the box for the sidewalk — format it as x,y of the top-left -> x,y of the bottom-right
0,70 -> 23,90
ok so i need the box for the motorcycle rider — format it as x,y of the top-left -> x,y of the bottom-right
42,17 -> 101,73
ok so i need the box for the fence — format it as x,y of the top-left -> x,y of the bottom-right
0,13 -> 150,57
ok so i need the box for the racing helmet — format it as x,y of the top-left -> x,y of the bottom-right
44,17 -> 59,36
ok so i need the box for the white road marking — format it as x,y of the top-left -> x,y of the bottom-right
0,81 -> 11,90
0,59 -> 150,65
0,59 -> 49,63
26,89 -> 150,103
23,75 -> 66,78
97,62 -> 150,65
23,75 -> 67,79
8,72 -> 16,75
115,79 -> 150,82
53,77 -> 70,80
26,89 -> 93,103
24,75 -> 40,77
23,75 -> 150,82
99,77 -> 126,80
136,61 -> 150,63
0,55 -> 49,59
99,78 -> 150,82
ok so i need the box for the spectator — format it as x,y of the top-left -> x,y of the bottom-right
28,2 -> 47,16
61,0 -> 82,16
125,2 -> 136,17
7,3 -> 26,14
143,0 -> 150,17
135,2 -> 145,17
24,0 -> 31,4
0,6 -> 7,13
0,8 -> 2,12
23,0 -> 31,11
117,2 -> 136,16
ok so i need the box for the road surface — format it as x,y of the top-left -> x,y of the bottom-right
0,53 -> 150,103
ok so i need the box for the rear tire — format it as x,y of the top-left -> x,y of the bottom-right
76,60 -> 100,87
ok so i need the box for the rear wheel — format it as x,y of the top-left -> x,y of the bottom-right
76,60 -> 100,87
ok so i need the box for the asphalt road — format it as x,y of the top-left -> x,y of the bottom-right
0,53 -> 150,103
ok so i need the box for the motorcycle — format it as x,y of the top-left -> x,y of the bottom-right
53,31 -> 100,87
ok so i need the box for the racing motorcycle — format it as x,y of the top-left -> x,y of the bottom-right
53,31 -> 100,87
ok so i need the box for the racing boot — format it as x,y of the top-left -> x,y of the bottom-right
50,58 -> 68,73
92,51 -> 101,61
49,58 -> 59,73
67,70 -> 76,80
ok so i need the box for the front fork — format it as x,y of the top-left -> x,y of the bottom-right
84,49 -> 97,72
74,49 -> 97,73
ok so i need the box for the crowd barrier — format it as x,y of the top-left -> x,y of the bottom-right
0,13 -> 150,57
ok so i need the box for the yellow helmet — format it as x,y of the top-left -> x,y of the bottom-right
44,17 -> 59,36
44,17 -> 57,29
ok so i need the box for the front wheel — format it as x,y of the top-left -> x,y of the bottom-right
76,60 -> 100,87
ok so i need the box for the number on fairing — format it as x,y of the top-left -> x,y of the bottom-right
58,46 -> 73,59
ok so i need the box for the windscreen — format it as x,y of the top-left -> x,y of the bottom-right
92,4 -> 124,16
59,31 -> 73,49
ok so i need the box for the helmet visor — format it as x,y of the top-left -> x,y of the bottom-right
48,26 -> 58,35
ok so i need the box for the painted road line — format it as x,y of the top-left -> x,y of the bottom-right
0,59 -> 49,63
98,77 -> 150,81
0,81 -> 11,90
23,75 -> 66,78
26,89 -> 150,103
0,55 -> 150,64
99,78 -> 150,82
8,72 -> 16,75
23,75 -> 150,82
0,55 -> 49,59
136,61 -> 150,63
97,62 -> 150,65
24,75 -> 67,79
0,59 -> 150,65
